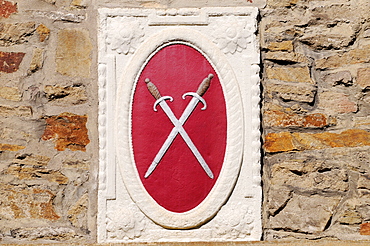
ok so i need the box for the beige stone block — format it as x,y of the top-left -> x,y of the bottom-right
0,143 -> 25,151
0,87 -> 21,101
0,22 -> 36,46
44,85 -> 87,105
265,51 -> 309,64
36,24 -> 50,42
266,82 -> 316,103
319,91 -> 357,114
68,193 -> 88,229
0,105 -> 32,117
266,41 -> 293,51
266,66 -> 314,84
28,48 -> 44,74
316,45 -> 370,69
56,29 -> 92,78
13,154 -> 50,167
357,67 -> 370,89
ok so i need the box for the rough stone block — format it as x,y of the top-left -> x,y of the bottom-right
324,71 -> 352,86
316,45 -> 370,69
10,227 -> 79,240
56,29 -> 92,78
266,66 -> 314,84
266,41 -> 293,51
0,143 -> 25,151
357,67 -> 370,89
268,194 -> 340,233
264,129 -> 370,153
360,223 -> 370,235
44,85 -> 87,105
0,105 -> 32,117
0,51 -> 25,73
0,0 -> 17,18
0,22 -> 36,46
266,81 -> 316,103
67,193 -> 88,230
319,91 -> 357,114
0,86 -> 21,101
265,51 -> 309,64
28,48 -> 44,74
264,110 -> 331,128
42,113 -> 90,151
36,24 -> 50,42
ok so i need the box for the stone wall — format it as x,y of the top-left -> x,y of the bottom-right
261,0 -> 370,240
0,0 -> 370,243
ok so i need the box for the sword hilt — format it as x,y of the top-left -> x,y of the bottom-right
196,74 -> 214,96
145,78 -> 161,100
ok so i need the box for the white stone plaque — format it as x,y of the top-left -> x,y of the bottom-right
98,7 -> 261,242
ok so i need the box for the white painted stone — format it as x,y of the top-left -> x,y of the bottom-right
98,7 -> 261,242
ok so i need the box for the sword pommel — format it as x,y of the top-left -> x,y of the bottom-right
196,74 -> 214,96
145,78 -> 161,100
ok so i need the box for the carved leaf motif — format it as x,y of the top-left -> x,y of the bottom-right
211,16 -> 252,54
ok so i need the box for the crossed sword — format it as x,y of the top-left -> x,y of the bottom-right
144,74 -> 214,179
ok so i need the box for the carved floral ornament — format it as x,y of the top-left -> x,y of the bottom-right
211,16 -> 252,54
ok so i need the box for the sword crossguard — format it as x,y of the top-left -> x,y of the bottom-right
153,96 -> 173,112
182,92 -> 207,110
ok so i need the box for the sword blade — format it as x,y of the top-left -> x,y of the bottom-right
145,100 -> 214,179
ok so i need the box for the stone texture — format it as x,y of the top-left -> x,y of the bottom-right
0,51 -> 25,73
71,0 -> 88,8
36,24 -> 50,42
10,227 -> 79,240
319,91 -> 357,114
357,67 -> 370,89
360,223 -> 370,235
28,48 -> 44,74
56,29 -> 92,78
44,85 -> 87,105
316,45 -> 370,69
0,0 -> 17,18
264,129 -> 370,153
0,105 -> 32,117
266,82 -> 316,103
42,113 -> 90,151
266,41 -> 293,51
0,87 -> 21,101
268,194 -> 340,233
68,193 -> 88,230
265,51 -> 309,64
266,66 -> 314,84
0,143 -> 25,151
264,110 -> 331,128
0,22 -> 36,46
31,10 -> 86,23
324,71 -> 353,86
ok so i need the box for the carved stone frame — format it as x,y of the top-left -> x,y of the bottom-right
98,7 -> 261,242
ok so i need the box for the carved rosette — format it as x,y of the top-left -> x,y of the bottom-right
106,19 -> 144,55
211,16 -> 252,54
106,203 -> 146,240
214,202 -> 254,239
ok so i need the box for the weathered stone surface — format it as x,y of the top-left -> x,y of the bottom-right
270,160 -> 349,192
44,85 -> 87,105
0,185 -> 60,221
357,67 -> 370,89
42,113 -> 90,151
264,110 -> 331,128
267,186 -> 291,215
266,41 -> 293,51
36,24 -> 50,42
10,227 -> 79,240
68,193 -> 88,229
13,153 -> 50,166
0,51 -> 25,73
0,22 -> 35,46
0,143 -> 25,151
360,223 -> 370,235
266,82 -> 316,103
71,0 -> 88,8
0,105 -> 32,117
324,71 -> 352,86
0,0 -> 17,18
28,48 -> 44,74
0,86 -> 21,101
266,66 -> 314,84
319,91 -> 357,114
264,129 -> 370,153
56,29 -> 92,77
266,0 -> 298,8
268,194 -> 340,233
265,51 -> 309,64
338,210 -> 362,225
358,174 -> 370,190
31,10 -> 85,23
316,45 -> 370,69
353,116 -> 370,129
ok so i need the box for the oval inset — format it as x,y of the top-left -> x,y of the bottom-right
131,44 -> 227,213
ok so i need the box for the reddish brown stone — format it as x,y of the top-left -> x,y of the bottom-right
0,51 -> 25,73
0,0 -> 17,18
264,110 -> 329,128
360,223 -> 370,235
264,132 -> 296,153
42,113 -> 90,151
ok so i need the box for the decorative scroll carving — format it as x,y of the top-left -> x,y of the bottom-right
211,16 -> 252,54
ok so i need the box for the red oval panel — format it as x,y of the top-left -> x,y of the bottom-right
131,44 -> 227,213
